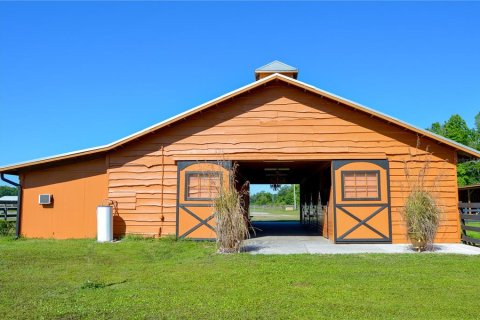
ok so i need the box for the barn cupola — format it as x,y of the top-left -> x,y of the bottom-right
255,60 -> 298,80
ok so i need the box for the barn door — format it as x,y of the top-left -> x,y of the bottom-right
332,160 -> 392,243
176,161 -> 231,240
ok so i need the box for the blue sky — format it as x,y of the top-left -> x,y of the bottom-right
1,2 -> 479,192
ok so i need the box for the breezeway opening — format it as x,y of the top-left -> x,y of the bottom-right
236,161 -> 332,239
249,184 -> 300,222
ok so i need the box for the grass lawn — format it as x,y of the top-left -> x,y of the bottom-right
1,237 -> 480,319
250,207 -> 299,221
465,221 -> 480,239
250,206 -> 300,215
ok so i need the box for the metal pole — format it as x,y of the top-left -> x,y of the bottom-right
293,184 -> 296,210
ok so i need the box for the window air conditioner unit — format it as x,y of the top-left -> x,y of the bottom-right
39,194 -> 52,205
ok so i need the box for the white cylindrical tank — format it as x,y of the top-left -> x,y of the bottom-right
97,206 -> 113,242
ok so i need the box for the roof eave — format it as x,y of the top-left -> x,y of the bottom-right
272,74 -> 480,159
458,183 -> 480,190
255,70 -> 298,73
0,73 -> 281,173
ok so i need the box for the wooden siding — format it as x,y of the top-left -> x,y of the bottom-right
20,158 -> 107,239
106,82 -> 459,243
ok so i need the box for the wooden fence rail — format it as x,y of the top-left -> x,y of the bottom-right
459,202 -> 480,246
1,204 -> 17,221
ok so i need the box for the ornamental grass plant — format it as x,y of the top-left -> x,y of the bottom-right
403,188 -> 441,250
403,140 -> 443,251
213,165 -> 250,253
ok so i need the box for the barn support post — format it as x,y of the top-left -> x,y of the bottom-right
1,174 -> 22,239
468,190 -> 472,214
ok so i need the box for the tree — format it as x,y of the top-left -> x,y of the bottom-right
429,122 -> 445,136
457,161 -> 480,186
0,186 -> 18,197
250,185 -> 300,206
473,113 -> 480,150
276,185 -> 293,205
428,114 -> 475,147
250,191 -> 272,205
444,114 -> 474,146
428,112 -> 480,186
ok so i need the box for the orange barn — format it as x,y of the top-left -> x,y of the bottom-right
1,61 -> 479,243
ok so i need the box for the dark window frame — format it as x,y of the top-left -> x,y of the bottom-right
341,170 -> 381,201
184,171 -> 223,201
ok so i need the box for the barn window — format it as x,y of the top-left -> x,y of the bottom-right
186,172 -> 222,200
342,171 -> 380,200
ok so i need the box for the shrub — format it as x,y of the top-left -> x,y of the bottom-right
0,220 -> 15,236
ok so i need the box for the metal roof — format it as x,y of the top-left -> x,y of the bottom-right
1,72 -> 479,174
255,60 -> 298,72
0,196 -> 18,202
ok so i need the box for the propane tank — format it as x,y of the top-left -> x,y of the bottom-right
96,203 -> 113,242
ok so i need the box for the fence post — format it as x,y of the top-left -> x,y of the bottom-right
459,202 -> 480,246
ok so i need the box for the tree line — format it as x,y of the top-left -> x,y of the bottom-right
0,186 -> 18,197
250,185 -> 300,206
428,112 -> 480,186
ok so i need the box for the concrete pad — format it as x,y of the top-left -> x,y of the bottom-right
242,237 -> 480,255
244,221 -> 480,255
